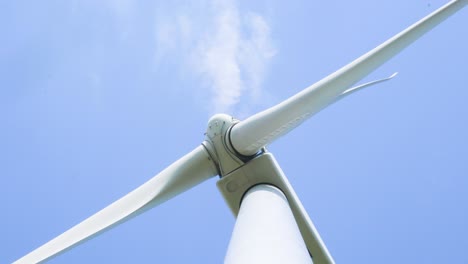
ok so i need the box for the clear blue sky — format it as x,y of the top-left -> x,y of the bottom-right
2,0 -> 467,263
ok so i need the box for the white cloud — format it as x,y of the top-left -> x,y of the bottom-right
154,0 -> 276,115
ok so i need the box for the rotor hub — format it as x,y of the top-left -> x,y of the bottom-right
203,114 -> 248,177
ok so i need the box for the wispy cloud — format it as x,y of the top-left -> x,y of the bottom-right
154,0 -> 276,115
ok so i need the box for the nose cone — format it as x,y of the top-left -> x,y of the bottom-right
206,114 -> 238,138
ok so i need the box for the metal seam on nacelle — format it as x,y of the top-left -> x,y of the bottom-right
201,141 -> 221,176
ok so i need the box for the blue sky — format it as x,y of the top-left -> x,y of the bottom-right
1,0 -> 467,263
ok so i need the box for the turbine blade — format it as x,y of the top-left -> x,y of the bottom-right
14,145 -> 217,264
231,0 -> 467,156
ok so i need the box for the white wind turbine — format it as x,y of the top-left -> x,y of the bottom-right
14,1 -> 467,263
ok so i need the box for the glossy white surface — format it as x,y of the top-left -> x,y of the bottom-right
225,184 -> 312,264
217,153 -> 334,263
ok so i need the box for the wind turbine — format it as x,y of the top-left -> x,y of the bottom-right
13,0 -> 467,263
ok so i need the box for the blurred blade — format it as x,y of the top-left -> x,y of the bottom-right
14,145 -> 217,264
231,0 -> 467,156
337,72 -> 398,101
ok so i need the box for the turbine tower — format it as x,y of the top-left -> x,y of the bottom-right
14,1 -> 467,263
